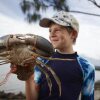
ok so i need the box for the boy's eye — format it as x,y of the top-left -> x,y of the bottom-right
49,28 -> 62,34
55,29 -> 61,32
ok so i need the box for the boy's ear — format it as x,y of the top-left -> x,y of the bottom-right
71,30 -> 78,39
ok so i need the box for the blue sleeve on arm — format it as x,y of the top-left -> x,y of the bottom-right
34,66 -> 42,84
81,68 -> 95,100
34,57 -> 46,84
77,56 -> 95,100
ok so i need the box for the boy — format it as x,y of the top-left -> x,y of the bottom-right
26,11 -> 95,100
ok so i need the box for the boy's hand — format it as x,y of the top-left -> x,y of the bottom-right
10,63 -> 35,81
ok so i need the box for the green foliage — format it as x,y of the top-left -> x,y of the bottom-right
20,0 -> 69,23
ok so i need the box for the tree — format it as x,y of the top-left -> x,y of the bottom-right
88,0 -> 100,8
20,0 -> 100,23
20,0 -> 69,22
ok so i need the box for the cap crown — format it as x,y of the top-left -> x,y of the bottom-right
52,11 -> 79,33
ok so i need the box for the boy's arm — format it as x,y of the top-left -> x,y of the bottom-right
81,66 -> 95,100
25,66 -> 41,100
25,74 -> 39,100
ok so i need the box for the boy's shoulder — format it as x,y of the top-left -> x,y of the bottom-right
76,54 -> 95,72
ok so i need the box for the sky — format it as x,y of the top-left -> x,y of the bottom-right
0,0 -> 100,93
68,0 -> 100,60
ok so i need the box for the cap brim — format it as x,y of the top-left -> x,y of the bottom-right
39,18 -> 54,28
39,18 -> 70,28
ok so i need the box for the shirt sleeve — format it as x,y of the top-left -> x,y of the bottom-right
81,64 -> 95,100
33,57 -> 47,84
34,66 -> 42,84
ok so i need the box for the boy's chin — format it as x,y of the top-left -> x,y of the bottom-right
53,46 -> 60,50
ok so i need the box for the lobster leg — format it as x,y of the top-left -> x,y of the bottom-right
21,56 -> 37,66
37,60 -> 61,96
0,71 -> 11,86
0,51 -> 10,57
0,51 -> 10,65
36,62 -> 52,96
0,56 -> 10,65
0,55 -> 10,60
0,62 -> 9,65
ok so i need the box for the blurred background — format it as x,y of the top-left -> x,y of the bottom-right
0,0 -> 100,99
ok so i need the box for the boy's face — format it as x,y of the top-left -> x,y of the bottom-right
49,23 -> 74,51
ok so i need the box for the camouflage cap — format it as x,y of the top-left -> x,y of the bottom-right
39,11 -> 79,33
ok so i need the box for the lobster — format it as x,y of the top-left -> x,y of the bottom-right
0,34 -> 74,96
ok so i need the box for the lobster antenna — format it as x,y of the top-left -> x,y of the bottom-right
37,60 -> 61,96
36,62 -> 52,96
0,71 -> 11,86
31,51 -> 75,61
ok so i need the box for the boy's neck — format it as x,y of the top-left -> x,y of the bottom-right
57,49 -> 75,54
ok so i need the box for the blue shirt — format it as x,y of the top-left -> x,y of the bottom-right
34,51 -> 95,100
